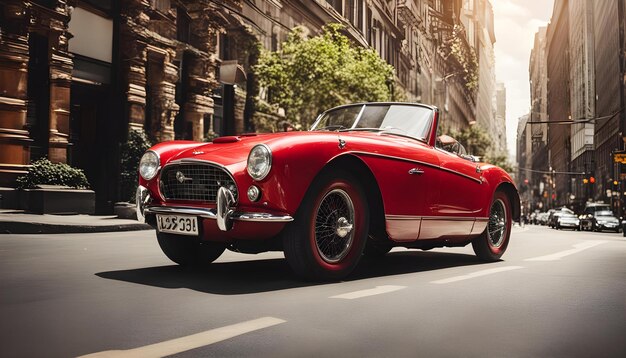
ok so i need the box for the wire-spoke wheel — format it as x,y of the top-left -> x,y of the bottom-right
314,189 -> 355,263
472,190 -> 511,261
283,170 -> 369,281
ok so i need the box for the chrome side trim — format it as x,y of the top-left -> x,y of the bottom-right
471,217 -> 489,235
386,216 -> 420,242
350,151 -> 482,184
144,207 -> 294,223
385,215 -> 480,241
419,217 -> 475,239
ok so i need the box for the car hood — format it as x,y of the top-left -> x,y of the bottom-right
167,131 -> 341,166
166,130 -> 434,167
597,216 -> 618,222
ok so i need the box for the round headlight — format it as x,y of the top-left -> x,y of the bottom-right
247,144 -> 272,180
139,150 -> 160,180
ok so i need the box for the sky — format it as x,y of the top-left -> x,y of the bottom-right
492,0 -> 554,159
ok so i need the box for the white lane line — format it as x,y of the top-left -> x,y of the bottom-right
330,285 -> 407,299
430,266 -> 524,284
78,316 -> 286,358
525,240 -> 608,262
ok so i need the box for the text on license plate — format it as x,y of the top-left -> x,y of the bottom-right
156,214 -> 198,236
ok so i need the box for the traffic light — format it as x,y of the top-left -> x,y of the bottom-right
590,176 -> 595,184
583,178 -> 589,184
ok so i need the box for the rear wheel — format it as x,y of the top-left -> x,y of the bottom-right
472,191 -> 511,261
283,170 -> 369,281
157,232 -> 225,268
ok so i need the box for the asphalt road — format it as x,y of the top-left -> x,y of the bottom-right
1,225 -> 625,357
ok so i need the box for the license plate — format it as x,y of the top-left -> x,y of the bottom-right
156,214 -> 198,236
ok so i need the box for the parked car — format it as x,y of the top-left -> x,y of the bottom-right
580,210 -> 621,232
548,207 -> 574,228
136,102 -> 520,280
555,212 -> 579,230
537,212 -> 550,225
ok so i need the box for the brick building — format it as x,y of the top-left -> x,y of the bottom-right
0,0 -> 484,213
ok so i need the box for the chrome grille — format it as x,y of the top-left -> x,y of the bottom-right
160,163 -> 238,202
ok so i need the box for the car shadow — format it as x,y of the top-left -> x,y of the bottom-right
96,251 -> 486,295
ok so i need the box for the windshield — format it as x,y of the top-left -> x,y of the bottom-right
311,104 -> 434,141
596,211 -> 615,217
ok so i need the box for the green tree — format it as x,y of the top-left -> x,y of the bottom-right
254,24 -> 396,128
484,152 -> 514,173
119,129 -> 152,202
452,125 -> 492,158
451,125 -> 513,173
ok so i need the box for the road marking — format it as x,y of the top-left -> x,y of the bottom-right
430,266 -> 524,284
525,240 -> 608,262
330,285 -> 407,299
78,316 -> 286,358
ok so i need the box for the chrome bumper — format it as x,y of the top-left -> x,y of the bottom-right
137,185 -> 293,231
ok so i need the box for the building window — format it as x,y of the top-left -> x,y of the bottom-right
357,0 -> 364,32
327,0 -> 342,13
32,0 -> 56,8
78,0 -> 112,12
218,33 -> 232,61
177,7 -> 190,42
367,8 -> 373,45
347,0 -> 356,25
152,0 -> 170,14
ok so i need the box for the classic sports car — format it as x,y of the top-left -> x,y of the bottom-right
137,102 -> 520,280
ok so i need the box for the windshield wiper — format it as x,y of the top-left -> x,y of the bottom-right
378,131 -> 426,143
338,127 -> 384,132
315,124 -> 348,131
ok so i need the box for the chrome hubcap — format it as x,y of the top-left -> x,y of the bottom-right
335,217 -> 353,238
315,189 -> 355,263
488,199 -> 507,248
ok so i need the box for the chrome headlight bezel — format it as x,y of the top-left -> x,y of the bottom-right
247,144 -> 272,181
139,150 -> 160,180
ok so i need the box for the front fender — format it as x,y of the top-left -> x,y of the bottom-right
480,165 -> 520,221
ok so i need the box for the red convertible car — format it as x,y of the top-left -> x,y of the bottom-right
137,102 -> 520,280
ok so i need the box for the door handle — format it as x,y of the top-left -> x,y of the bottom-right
408,168 -> 424,175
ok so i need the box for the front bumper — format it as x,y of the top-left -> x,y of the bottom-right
598,222 -> 619,230
559,222 -> 578,228
136,185 -> 293,231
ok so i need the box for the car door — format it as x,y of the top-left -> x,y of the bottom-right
417,148 -> 487,239
359,137 -> 442,242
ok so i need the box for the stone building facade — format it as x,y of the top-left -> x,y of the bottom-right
546,0 -> 571,208
527,0 -> 626,213
528,26 -> 549,210
568,0 -> 595,211
516,114 -> 531,212
0,0 -> 484,213
461,0 -> 498,153
592,0 -> 626,214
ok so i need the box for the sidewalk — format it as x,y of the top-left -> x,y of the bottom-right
0,210 -> 152,234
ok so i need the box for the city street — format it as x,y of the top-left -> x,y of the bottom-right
1,225 -> 625,358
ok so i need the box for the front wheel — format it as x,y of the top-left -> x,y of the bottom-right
472,191 -> 512,261
282,170 -> 369,281
157,232 -> 226,268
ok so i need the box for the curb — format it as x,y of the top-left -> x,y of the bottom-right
0,221 -> 152,235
